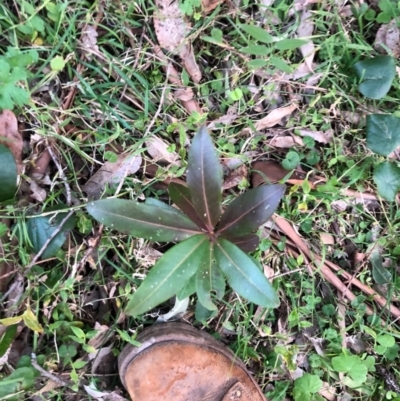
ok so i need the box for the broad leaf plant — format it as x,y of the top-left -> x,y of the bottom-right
87,127 -> 285,316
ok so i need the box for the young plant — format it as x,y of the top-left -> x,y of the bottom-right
87,127 -> 285,316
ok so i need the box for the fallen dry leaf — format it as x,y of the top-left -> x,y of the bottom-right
254,104 -> 298,130
154,0 -> 202,83
251,160 -> 306,186
80,25 -> 99,60
202,0 -> 224,13
174,88 -> 195,102
207,105 -> 238,130
269,135 -> 304,148
320,232 -> 335,245
297,9 -> 315,71
83,154 -> 142,199
29,180 -> 47,202
222,165 -> 248,190
374,19 -> 400,58
0,110 -> 23,174
145,136 -> 180,166
298,128 -> 333,144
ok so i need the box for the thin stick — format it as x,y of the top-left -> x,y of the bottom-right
31,354 -> 71,387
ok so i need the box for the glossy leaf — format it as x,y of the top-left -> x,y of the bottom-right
195,243 -> 225,311
186,126 -> 222,230
144,197 -> 171,210
373,161 -> 400,201
87,199 -> 202,242
26,207 -> 76,259
214,238 -> 279,308
224,234 -> 260,253
168,182 -> 207,230
0,144 -> 17,202
125,234 -> 208,316
353,56 -> 395,99
366,114 -> 400,156
217,184 -> 285,237
176,274 -> 196,300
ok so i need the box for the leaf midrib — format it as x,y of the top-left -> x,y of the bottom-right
93,208 -> 202,235
132,236 -> 207,312
216,240 -> 275,303
218,186 -> 282,234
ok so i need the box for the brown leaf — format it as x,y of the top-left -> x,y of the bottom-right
298,129 -> 333,144
297,9 -> 315,70
254,104 -> 297,130
154,0 -> 202,83
251,160 -> 306,187
207,105 -> 238,130
83,154 -> 142,199
202,0 -> 224,13
320,233 -> 335,245
269,135 -> 304,148
145,136 -> 180,166
80,25 -> 99,60
374,19 -> 400,57
174,88 -> 195,102
0,110 -> 23,174
222,165 -> 248,190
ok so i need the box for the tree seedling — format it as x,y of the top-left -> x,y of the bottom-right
87,127 -> 285,316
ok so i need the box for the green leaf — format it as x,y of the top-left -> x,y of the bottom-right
282,151 -> 300,170
195,299 -> 218,322
195,243 -> 225,311
176,274 -> 196,300
366,114 -> 400,156
240,45 -> 271,55
0,60 -> 30,110
186,126 -> 222,230
217,184 -> 285,237
275,38 -> 309,51
247,59 -> 268,69
50,56 -> 65,71
373,162 -> 400,201
370,249 -> 392,285
26,207 -> 76,259
125,234 -> 209,316
168,182 -> 207,230
332,353 -> 368,383
239,24 -> 274,44
377,334 -> 395,348
266,381 -> 290,401
353,56 -> 395,99
270,56 -> 292,73
226,234 -> 260,253
0,144 -> 17,202
293,374 -> 322,401
0,367 -> 35,399
0,325 -> 17,358
87,199 -> 202,242
214,239 -> 279,308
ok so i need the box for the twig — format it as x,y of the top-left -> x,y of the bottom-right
31,354 -> 71,387
26,210 -> 74,273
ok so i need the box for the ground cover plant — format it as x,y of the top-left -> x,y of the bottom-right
0,0 -> 400,400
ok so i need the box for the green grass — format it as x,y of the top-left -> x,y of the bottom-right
1,0 -> 400,400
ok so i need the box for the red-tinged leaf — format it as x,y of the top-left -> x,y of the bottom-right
168,182 -> 207,230
214,238 -> 279,308
222,234 -> 260,253
195,242 -> 225,311
186,126 -> 222,230
87,199 -> 202,242
216,184 -> 285,237
125,234 -> 209,316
